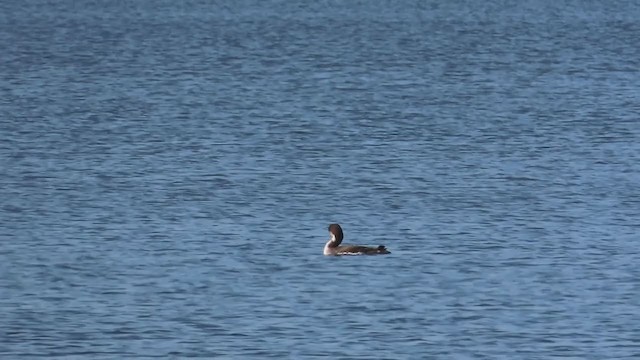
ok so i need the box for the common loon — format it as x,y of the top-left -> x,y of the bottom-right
323,224 -> 391,256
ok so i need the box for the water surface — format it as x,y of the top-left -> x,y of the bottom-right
1,1 -> 639,358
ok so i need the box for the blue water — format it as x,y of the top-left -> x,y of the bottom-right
2,1 -> 640,358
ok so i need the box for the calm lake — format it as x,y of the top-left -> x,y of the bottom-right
1,0 -> 639,358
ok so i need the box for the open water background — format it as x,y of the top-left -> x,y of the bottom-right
1,0 -> 639,358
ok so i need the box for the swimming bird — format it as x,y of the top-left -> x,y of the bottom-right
323,224 -> 391,256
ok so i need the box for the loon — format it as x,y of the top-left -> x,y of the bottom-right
323,224 -> 391,256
